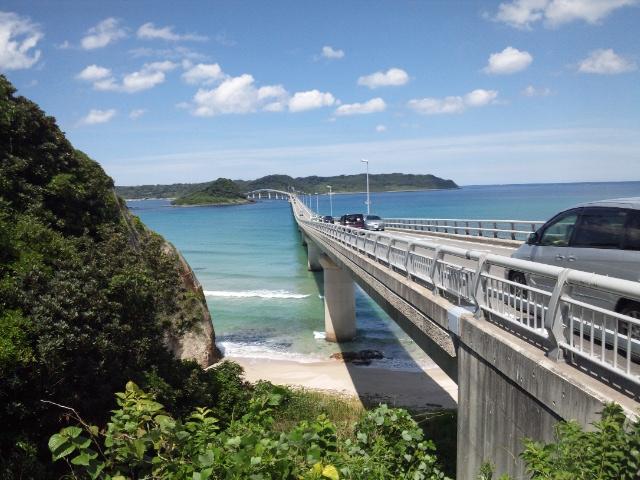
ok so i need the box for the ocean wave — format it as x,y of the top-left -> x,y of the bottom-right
218,341 -> 324,363
203,289 -> 310,299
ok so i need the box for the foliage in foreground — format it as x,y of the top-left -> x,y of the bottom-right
478,403 -> 640,480
49,381 -> 450,480
0,73 -> 229,478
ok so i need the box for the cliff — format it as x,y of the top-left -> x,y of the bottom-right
0,74 -> 222,472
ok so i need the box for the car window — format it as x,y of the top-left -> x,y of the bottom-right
624,211 -> 640,251
539,211 -> 578,247
572,208 -> 626,249
367,215 -> 381,220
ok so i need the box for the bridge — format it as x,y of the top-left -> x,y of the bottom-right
253,189 -> 640,479
246,189 -> 291,200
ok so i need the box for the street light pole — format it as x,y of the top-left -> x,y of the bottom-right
315,192 -> 319,212
327,185 -> 333,217
361,158 -> 370,215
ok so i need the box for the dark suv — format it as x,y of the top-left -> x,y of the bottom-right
339,213 -> 365,229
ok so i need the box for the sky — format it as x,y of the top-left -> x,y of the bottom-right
1,0 -> 639,186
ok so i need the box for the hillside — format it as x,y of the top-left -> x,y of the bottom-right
116,173 -> 458,199
0,75 -> 222,476
172,177 -> 251,206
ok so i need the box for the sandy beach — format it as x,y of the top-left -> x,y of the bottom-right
226,356 -> 458,410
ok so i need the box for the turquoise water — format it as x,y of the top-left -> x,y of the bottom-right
130,181 -> 640,371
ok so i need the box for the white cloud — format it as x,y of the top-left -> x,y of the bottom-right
522,85 -> 552,96
484,47 -> 532,74
464,89 -> 499,107
129,109 -> 146,119
129,46 -> 207,61
191,74 -> 288,116
577,48 -> 637,74
492,0 -> 639,29
137,22 -> 207,42
76,64 -> 111,81
81,18 -> 126,50
357,68 -> 409,89
86,61 -> 177,93
408,89 -> 498,115
375,124 -> 387,132
321,45 -> 344,59
408,96 -> 466,115
288,90 -> 336,112
0,11 -> 43,70
335,97 -> 386,116
80,108 -> 116,125
182,63 -> 224,85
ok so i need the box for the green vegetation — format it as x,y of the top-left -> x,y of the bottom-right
172,178 -> 250,206
49,381 -> 451,480
479,403 -> 640,480
0,74 -> 229,478
116,173 -> 458,199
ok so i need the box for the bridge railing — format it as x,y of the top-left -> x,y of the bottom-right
384,217 -> 545,241
296,207 -> 640,394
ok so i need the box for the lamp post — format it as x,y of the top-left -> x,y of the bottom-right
361,158 -> 370,215
327,185 -> 333,217
315,192 -> 319,212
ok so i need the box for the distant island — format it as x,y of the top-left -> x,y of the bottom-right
117,173 -> 459,203
172,178 -> 252,206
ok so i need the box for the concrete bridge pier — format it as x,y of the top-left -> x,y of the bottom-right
319,255 -> 356,342
307,240 -> 322,271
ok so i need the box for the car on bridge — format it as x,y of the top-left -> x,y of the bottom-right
322,215 -> 334,224
339,214 -> 365,229
364,214 -> 385,231
508,197 -> 640,320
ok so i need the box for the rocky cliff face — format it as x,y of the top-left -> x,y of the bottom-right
163,243 -> 222,366
116,196 -> 221,368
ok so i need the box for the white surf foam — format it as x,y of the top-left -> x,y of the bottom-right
313,331 -> 326,340
218,341 -> 323,363
203,290 -> 310,299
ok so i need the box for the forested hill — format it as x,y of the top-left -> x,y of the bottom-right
0,75 -> 221,477
116,173 -> 458,199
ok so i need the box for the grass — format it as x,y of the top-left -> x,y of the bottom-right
271,387 -> 366,438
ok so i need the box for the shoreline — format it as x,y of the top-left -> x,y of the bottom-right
223,355 -> 458,410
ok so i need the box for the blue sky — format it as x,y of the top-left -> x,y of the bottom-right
1,0 -> 639,186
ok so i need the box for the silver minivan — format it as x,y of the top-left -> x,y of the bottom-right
509,197 -> 640,319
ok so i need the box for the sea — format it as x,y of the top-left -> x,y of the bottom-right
129,181 -> 640,372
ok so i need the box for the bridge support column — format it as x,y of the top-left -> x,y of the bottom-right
319,256 -> 355,342
307,240 -> 322,271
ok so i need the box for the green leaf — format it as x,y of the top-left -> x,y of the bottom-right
48,434 -> 67,453
52,443 -> 76,461
133,439 -> 146,459
71,452 -> 93,466
62,426 -> 83,438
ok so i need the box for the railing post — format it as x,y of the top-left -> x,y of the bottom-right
428,246 -> 444,292
478,221 -> 483,237
465,221 -> 470,236
510,222 -> 516,240
471,254 -> 490,318
493,222 -> 498,238
545,269 -> 571,361
403,243 -> 414,277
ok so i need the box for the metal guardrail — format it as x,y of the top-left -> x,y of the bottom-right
385,218 -> 545,241
290,196 -> 640,392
